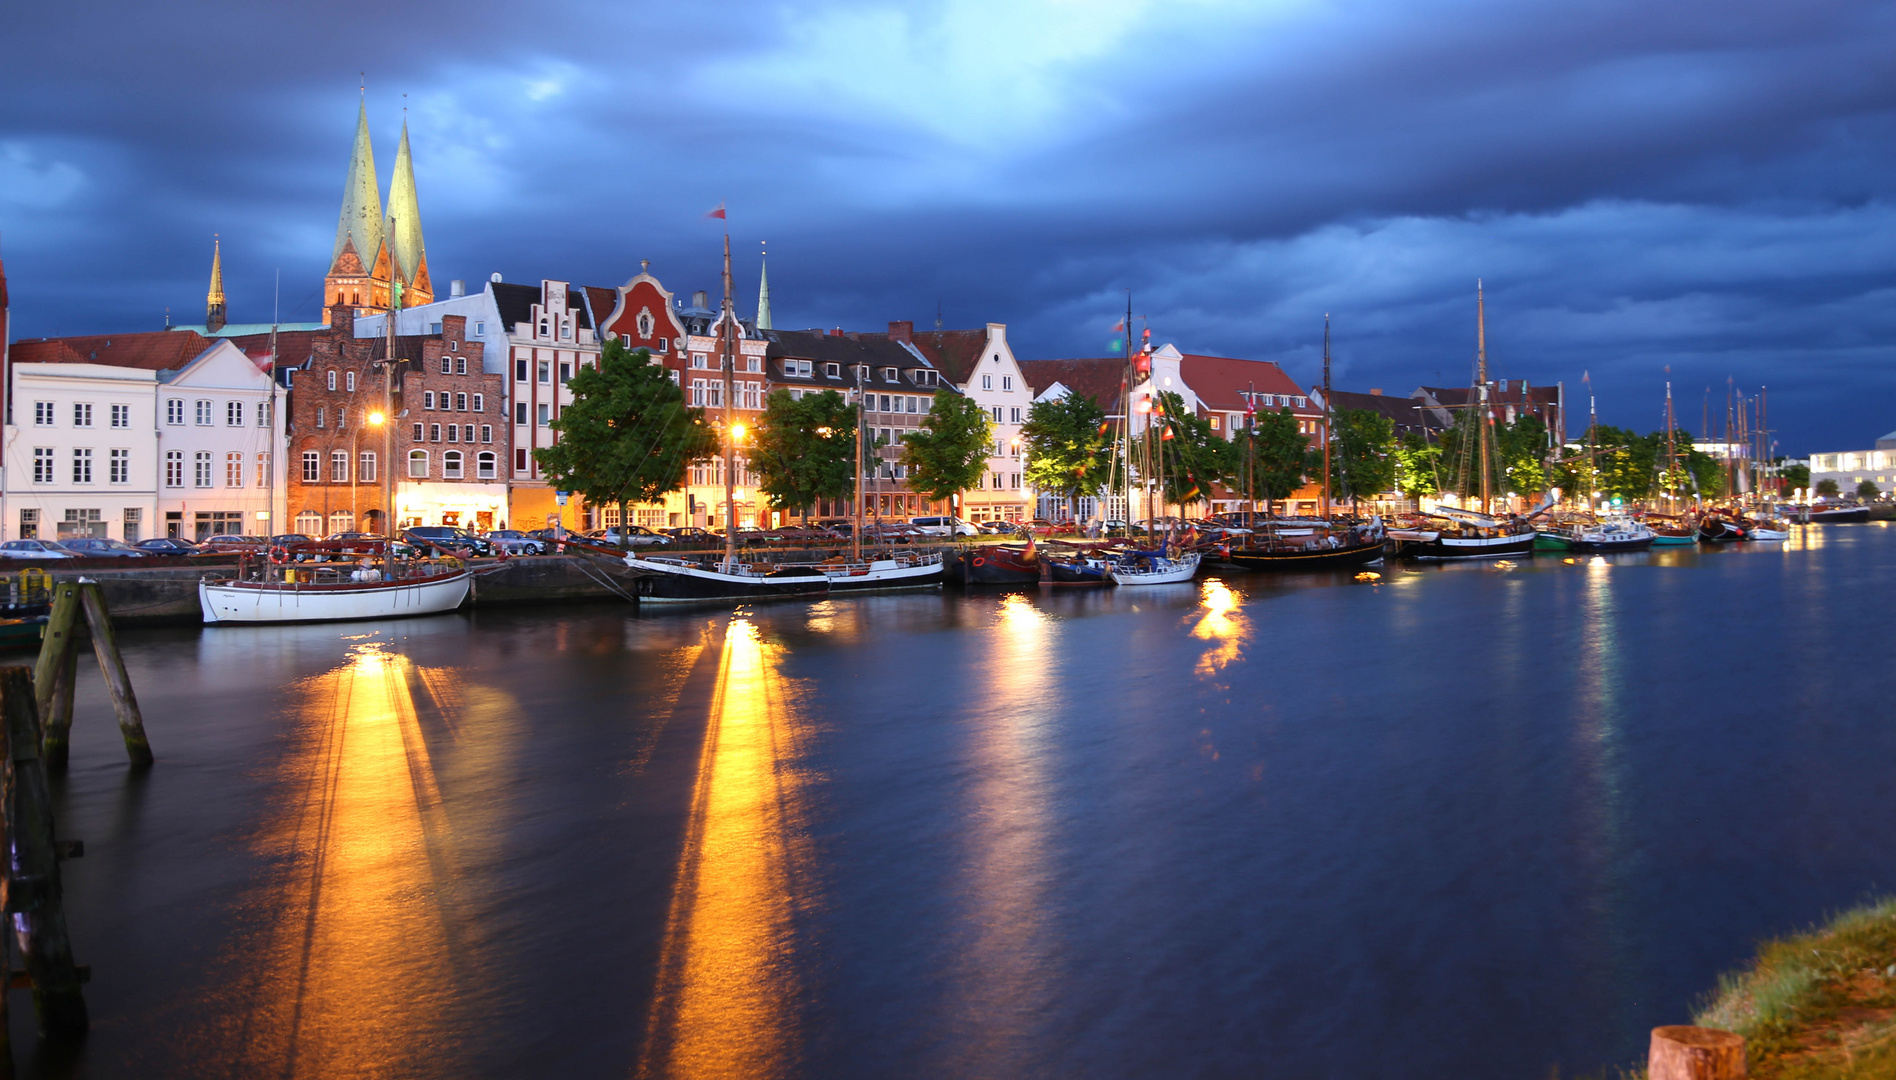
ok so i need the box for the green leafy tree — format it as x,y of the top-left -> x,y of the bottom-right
1858,479 -> 1881,501
901,389 -> 995,508
1020,393 -> 1112,517
534,340 -> 720,545
1329,408 -> 1396,509
1816,478 -> 1841,497
1231,408 -> 1309,515
748,389 -> 858,522
1393,432 -> 1440,501
1495,416 -> 1550,498
1152,391 -> 1228,509
1778,462 -> 1810,494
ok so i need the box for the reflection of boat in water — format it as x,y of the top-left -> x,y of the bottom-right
0,615 -> 47,648
1109,550 -> 1201,585
627,555 -> 830,603
200,567 -> 471,623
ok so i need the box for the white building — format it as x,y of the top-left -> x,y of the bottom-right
898,322 -> 1033,523
4,340 -> 285,541
1809,433 -> 1896,498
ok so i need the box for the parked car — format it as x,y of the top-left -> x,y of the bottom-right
662,527 -> 722,545
910,515 -> 980,537
58,537 -> 150,559
484,529 -> 546,555
135,537 -> 210,555
269,534 -> 316,547
201,533 -> 268,552
402,526 -> 494,557
0,539 -> 75,559
583,526 -> 671,547
975,520 -> 1013,535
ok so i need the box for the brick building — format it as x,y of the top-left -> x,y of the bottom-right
392,314 -> 504,529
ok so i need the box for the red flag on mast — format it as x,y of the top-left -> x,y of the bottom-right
704,202 -> 727,220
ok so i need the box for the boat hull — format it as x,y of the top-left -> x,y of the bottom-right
1649,533 -> 1696,546
199,571 -> 471,624
1227,538 -> 1387,571
1569,535 -> 1654,553
1109,551 -> 1202,585
1044,559 -> 1109,585
1398,531 -> 1537,561
961,548 -> 1040,586
817,555 -> 945,592
628,557 -> 830,603
1809,507 -> 1870,523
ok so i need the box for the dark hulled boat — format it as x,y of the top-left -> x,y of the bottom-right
960,544 -> 1041,586
627,555 -> 831,602
1227,533 -> 1387,571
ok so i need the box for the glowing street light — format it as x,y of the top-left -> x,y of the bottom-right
367,411 -> 386,427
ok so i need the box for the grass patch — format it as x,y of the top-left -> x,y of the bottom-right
1693,897 -> 1896,1078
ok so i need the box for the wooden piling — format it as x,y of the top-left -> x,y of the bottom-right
1649,1026 -> 1746,1080
0,667 -> 88,1039
42,645 -> 76,774
77,584 -> 152,767
30,584 -> 80,732
0,667 -> 12,1079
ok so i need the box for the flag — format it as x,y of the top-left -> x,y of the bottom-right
1161,424 -> 1175,441
1141,327 -> 1151,341
1097,419 -> 1111,436
1112,317 -> 1125,333
704,202 -> 727,220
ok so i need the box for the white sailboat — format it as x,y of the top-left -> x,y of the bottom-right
199,566 -> 470,624
1109,549 -> 1202,585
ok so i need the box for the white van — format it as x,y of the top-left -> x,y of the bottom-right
910,515 -> 980,537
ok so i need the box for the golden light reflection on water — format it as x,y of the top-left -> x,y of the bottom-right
1192,580 -> 1249,677
215,640 -> 471,1078
638,618 -> 812,1080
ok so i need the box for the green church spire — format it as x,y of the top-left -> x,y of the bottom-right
332,100 -> 383,270
386,116 -> 426,287
756,247 -> 772,331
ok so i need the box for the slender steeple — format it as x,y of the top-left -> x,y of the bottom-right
385,115 -> 428,300
332,100 -> 383,273
755,245 -> 772,330
206,236 -> 227,333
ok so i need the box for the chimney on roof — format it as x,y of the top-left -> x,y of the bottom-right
692,290 -> 708,309
830,327 -> 842,337
450,279 -> 465,298
1370,388 -> 1382,395
888,320 -> 913,343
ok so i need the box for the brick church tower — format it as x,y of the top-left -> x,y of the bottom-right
323,100 -> 432,324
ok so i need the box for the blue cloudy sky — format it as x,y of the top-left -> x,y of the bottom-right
4,0 -> 1894,452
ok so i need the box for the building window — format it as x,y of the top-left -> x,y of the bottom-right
480,424 -> 493,443
33,402 -> 52,427
226,451 -> 244,487
346,371 -> 356,392
326,370 -> 337,391
443,451 -> 464,479
110,448 -> 130,484
315,407 -> 326,429
258,400 -> 271,427
440,356 -> 453,375
538,360 -> 551,384
122,508 -> 142,543
447,424 -> 459,442
693,353 -> 708,370
328,511 -> 354,535
476,451 -> 497,479
538,404 -> 551,427
456,392 -> 468,411
32,448 -> 53,484
982,374 -> 992,390
408,450 -> 429,478
256,452 -> 270,487
73,448 -> 94,484
295,511 -> 323,535
559,362 -> 572,384
690,379 -> 706,406
166,399 -> 184,425
331,451 -> 349,483
1010,407 -> 1022,423
227,401 -> 243,426
18,509 -> 36,540
338,407 -> 347,430
991,406 -> 1002,422
359,451 -> 376,483
514,402 -> 527,425
991,472 -> 1002,489
456,357 -> 468,376
424,391 -> 436,410
429,424 -> 442,443
1002,376 -> 1013,391
301,451 -> 319,483
907,396 -> 918,414
471,393 -> 484,412
165,450 -> 184,487
194,451 -> 212,487
515,357 -> 528,382
73,403 -> 93,428
110,404 -> 130,428
515,448 -> 528,472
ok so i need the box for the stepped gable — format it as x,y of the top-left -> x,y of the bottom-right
10,330 -> 215,371
489,280 -> 593,334
1018,357 -> 1126,413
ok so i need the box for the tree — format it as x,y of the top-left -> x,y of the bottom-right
1816,478 -> 1841,497
534,340 -> 720,545
1020,393 -> 1112,517
1329,408 -> 1396,510
1230,407 -> 1308,515
748,389 -> 858,522
1858,478 -> 1881,501
1778,462 -> 1810,494
1393,432 -> 1440,502
901,389 -> 994,509
1495,415 -> 1550,499
1153,391 -> 1228,509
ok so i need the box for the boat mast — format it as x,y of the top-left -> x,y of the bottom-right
1477,281 -> 1491,515
721,234 -> 738,567
1321,315 -> 1332,520
1664,373 -> 1677,511
853,359 -> 864,562
1246,379 -> 1256,523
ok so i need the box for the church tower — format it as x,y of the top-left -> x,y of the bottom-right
205,237 -> 227,333
324,100 -> 388,323
756,248 -> 772,331
385,116 -> 432,308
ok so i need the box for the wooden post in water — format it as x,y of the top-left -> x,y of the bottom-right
0,667 -> 88,1039
1648,1026 -> 1745,1080
43,648 -> 76,773
30,583 -> 80,737
0,669 -> 12,1079
77,584 -> 152,767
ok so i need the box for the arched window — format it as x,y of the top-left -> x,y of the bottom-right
442,451 -> 464,479
476,451 -> 497,480
408,450 -> 429,478
328,511 -> 354,535
295,510 -> 323,535
326,370 -> 337,391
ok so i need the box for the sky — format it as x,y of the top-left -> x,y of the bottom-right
4,0 -> 1894,454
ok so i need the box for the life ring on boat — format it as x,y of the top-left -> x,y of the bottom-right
971,556 -> 986,567
268,545 -> 289,564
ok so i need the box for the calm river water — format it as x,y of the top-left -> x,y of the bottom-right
15,524 -> 1896,1078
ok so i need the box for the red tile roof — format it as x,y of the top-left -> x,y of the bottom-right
8,331 -> 214,371
898,328 -> 989,385
1017,358 -> 1128,413
1177,354 -> 1314,413
223,329 -> 325,370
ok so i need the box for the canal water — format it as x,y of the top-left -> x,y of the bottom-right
16,524 -> 1896,1078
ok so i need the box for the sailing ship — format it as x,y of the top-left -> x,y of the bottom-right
1227,519 -> 1388,570
1391,506 -> 1539,560
200,541 -> 470,624
1108,549 -> 1202,585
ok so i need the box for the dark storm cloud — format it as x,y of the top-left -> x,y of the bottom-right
4,0 -> 1895,450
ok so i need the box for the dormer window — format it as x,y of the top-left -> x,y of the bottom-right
882,367 -> 899,382
854,365 -> 871,381
561,322 -> 573,341
824,363 -> 840,378
539,319 -> 550,338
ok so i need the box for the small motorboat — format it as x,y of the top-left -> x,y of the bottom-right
1696,513 -> 1747,543
1808,503 -> 1871,524
1108,550 -> 1201,585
